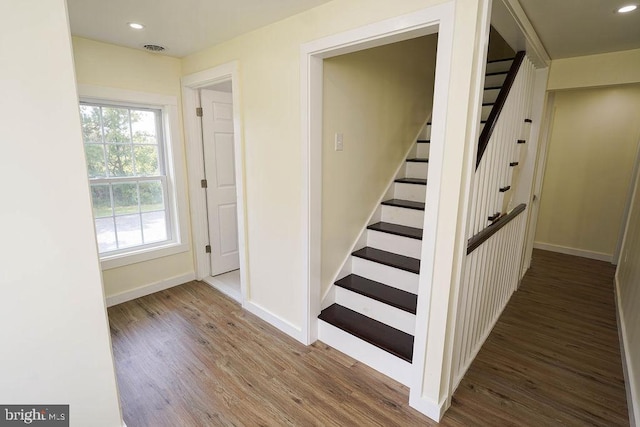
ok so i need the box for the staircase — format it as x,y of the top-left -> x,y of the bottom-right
481,56 -> 516,131
317,123 -> 430,386
317,55 -> 520,387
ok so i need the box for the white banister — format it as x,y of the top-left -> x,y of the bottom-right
469,56 -> 535,236
452,210 -> 527,387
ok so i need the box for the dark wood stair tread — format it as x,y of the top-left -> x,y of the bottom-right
406,158 -> 428,163
367,221 -> 422,240
487,57 -> 515,63
352,247 -> 420,274
395,177 -> 426,185
484,86 -> 502,91
319,304 -> 414,362
335,274 -> 417,314
485,71 -> 508,76
416,139 -> 430,143
381,199 -> 424,211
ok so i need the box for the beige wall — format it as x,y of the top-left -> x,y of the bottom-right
180,0 -> 458,329
72,37 -> 195,298
535,85 -> 640,258
548,48 -> 640,91
321,35 -> 437,294
616,154 -> 640,425
0,1 -> 121,424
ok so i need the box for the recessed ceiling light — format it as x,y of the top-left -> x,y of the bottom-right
617,4 -> 637,13
128,22 -> 145,30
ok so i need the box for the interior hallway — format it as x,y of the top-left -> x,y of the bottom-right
107,249 -> 629,426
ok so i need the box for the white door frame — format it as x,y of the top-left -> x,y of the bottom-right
182,61 -> 248,304
300,2 -> 456,419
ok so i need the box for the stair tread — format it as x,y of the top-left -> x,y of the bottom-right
335,274 -> 418,314
416,139 -> 430,143
406,157 -> 429,163
367,221 -> 423,240
319,304 -> 414,362
487,57 -> 515,63
395,177 -> 427,185
485,71 -> 508,76
484,86 -> 502,91
352,247 -> 420,274
381,199 -> 425,211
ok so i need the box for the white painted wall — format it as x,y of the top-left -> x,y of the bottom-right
0,1 -> 122,426
321,35 -> 438,295
616,153 -> 640,426
72,37 -> 195,300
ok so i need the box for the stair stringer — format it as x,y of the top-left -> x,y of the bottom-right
319,117 -> 431,309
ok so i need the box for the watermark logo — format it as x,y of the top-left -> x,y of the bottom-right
0,406 -> 68,426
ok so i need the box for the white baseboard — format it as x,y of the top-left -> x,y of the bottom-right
243,300 -> 305,344
105,272 -> 196,307
533,242 -> 613,262
408,392 -> 446,423
203,272 -> 242,304
615,276 -> 639,426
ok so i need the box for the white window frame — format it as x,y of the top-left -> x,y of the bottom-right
78,84 -> 190,270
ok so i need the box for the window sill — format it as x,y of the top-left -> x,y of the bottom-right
100,241 -> 190,270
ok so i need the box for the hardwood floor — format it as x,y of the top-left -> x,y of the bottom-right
108,249 -> 629,426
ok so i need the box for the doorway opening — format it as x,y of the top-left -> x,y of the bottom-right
182,62 -> 247,305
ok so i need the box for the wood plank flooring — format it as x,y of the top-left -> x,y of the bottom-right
108,249 -> 629,426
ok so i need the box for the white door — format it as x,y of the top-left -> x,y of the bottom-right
201,89 -> 240,276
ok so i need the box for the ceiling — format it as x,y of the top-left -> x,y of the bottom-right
67,0 -> 640,60
67,0 -> 331,58
516,0 -> 640,59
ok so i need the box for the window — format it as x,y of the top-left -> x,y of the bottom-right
78,86 -> 188,269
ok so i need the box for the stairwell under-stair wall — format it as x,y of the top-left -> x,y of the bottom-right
321,33 -> 438,298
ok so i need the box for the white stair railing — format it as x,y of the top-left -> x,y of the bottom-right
451,53 -> 536,390
469,55 -> 535,236
452,209 -> 527,387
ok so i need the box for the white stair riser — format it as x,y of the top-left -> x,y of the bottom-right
335,287 -> 416,335
366,229 -> 422,259
416,143 -> 430,158
405,162 -> 428,179
352,257 -> 419,294
485,60 -> 512,74
419,124 -> 431,140
318,320 -> 413,386
393,182 -> 426,203
381,205 -> 424,229
483,88 -> 500,104
481,104 -> 492,121
485,73 -> 506,87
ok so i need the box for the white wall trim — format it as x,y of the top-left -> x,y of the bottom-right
244,301 -> 304,342
181,61 -> 249,307
411,0 -> 491,419
301,2 -> 469,421
500,0 -> 551,67
533,242 -> 613,262
105,272 -> 196,307
615,276 -> 639,426
300,0 -> 452,350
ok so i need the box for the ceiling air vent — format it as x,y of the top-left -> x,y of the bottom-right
143,44 -> 165,52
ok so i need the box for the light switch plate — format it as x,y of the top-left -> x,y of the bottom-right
335,133 -> 343,151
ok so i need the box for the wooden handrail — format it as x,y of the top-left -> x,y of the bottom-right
476,51 -> 526,169
467,203 -> 526,254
